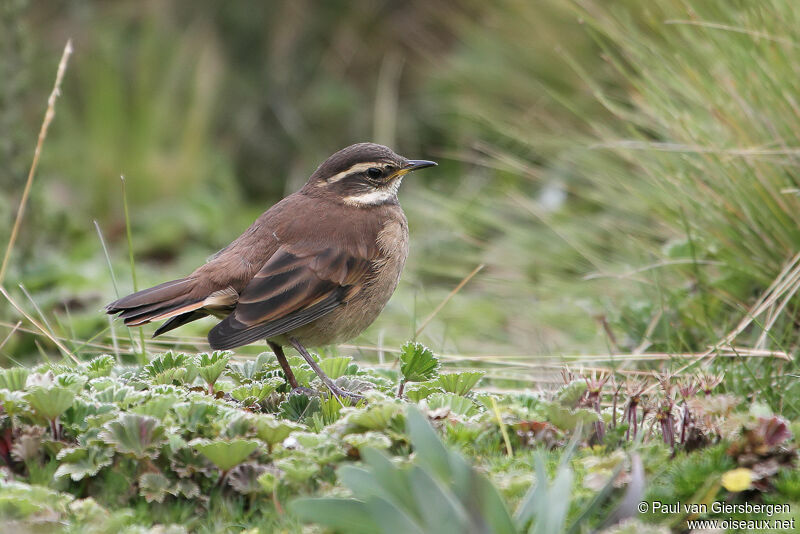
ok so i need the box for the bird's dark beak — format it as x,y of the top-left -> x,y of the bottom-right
405,159 -> 438,172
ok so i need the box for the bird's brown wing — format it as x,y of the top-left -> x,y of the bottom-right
207,245 -> 373,350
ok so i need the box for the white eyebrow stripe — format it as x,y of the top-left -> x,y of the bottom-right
326,162 -> 385,183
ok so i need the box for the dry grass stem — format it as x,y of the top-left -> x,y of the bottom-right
0,287 -> 79,363
0,39 -> 73,284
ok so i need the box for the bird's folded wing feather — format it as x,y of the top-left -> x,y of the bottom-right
207,245 -> 373,349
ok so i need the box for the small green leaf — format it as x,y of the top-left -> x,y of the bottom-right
99,413 -> 167,459
138,472 -> 172,503
196,351 -> 231,390
252,415 -> 304,446
55,446 -> 113,481
141,352 -> 195,385
405,382 -> 444,402
436,372 -> 484,396
25,386 -> 75,421
426,393 -> 480,417
279,394 -> 321,422
319,356 -> 353,379
346,402 -> 404,432
275,456 -> 320,483
0,367 -> 29,391
228,463 -> 268,494
230,377 -> 282,404
191,438 -> 260,471
400,342 -> 440,383
84,355 -> 115,379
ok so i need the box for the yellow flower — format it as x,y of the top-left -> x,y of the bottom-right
721,468 -> 753,492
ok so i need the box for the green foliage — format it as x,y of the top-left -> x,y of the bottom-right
25,386 -> 75,421
141,352 -> 196,385
190,438 -> 260,471
436,371 -> 484,396
229,377 -> 282,405
292,407 -> 518,534
0,367 -> 29,391
252,414 -> 304,446
195,351 -> 231,392
99,413 -> 167,459
84,355 -> 116,379
319,356 -> 354,380
55,446 -> 114,481
399,342 -> 440,383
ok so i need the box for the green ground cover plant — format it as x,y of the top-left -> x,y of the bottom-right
0,344 -> 797,532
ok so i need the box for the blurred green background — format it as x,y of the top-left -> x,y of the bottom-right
4,0 -> 800,373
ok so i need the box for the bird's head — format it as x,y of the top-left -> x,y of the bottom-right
304,142 -> 436,206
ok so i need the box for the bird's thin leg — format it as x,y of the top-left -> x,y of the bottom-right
267,341 -> 299,389
288,337 -> 363,402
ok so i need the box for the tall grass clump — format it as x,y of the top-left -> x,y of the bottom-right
444,0 -> 800,354
570,0 -> 800,358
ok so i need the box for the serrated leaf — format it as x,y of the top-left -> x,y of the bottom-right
400,342 -> 440,383
426,393 -> 480,417
173,478 -> 200,499
346,402 -> 404,432
141,352 -> 195,385
191,438 -> 260,471
319,357 -> 353,379
230,377 -> 282,404
55,373 -> 88,393
99,413 -> 166,459
171,401 -> 220,433
252,415 -> 304,446
84,355 -> 115,379
196,351 -> 231,390
131,394 -> 180,419
279,394 -> 321,422
555,380 -> 588,407
55,446 -> 113,481
405,382 -> 444,402
138,472 -> 172,503
275,456 -> 320,482
0,367 -> 29,391
436,372 -> 483,396
228,463 -> 268,494
25,386 -> 75,421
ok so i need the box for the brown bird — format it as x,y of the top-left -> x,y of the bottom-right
106,143 -> 436,399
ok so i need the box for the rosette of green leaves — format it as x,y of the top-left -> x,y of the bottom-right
141,352 -> 197,385
230,377 -> 283,405
83,355 -> 116,379
99,413 -> 167,459
196,351 -> 231,394
398,342 -> 440,397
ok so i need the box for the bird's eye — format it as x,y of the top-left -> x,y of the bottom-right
366,167 -> 382,179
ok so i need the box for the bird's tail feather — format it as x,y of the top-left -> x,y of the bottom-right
106,277 -> 206,328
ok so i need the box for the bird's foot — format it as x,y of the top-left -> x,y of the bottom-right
289,386 -> 318,397
326,385 -> 364,404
